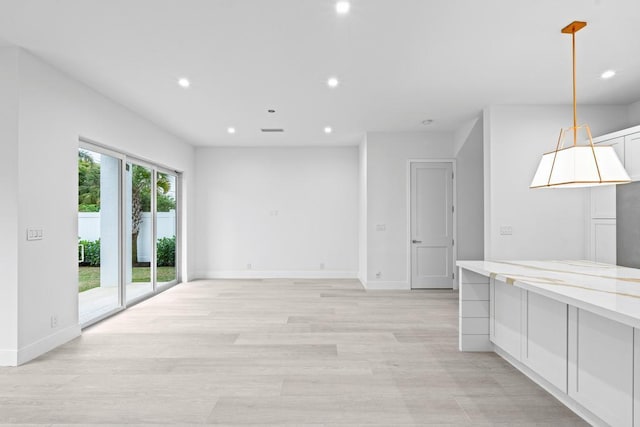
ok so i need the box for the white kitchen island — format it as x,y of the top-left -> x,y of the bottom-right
458,260 -> 640,427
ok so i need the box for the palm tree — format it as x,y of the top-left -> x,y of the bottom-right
130,165 -> 172,265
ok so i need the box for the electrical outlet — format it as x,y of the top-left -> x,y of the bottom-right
247,263 -> 252,270
50,315 -> 58,329
320,263 -> 325,270
376,272 -> 382,279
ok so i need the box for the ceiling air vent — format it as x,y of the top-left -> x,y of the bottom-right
261,128 -> 284,133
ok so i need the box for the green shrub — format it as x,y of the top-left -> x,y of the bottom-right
157,236 -> 176,267
79,236 -> 176,267
79,239 -> 100,266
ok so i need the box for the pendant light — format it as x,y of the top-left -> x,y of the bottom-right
530,21 -> 630,189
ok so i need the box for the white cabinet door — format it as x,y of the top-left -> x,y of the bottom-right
624,132 -> 640,181
491,279 -> 522,361
522,292 -> 567,392
587,136 -> 624,262
590,185 -> 616,219
568,308 -> 633,427
590,219 -> 616,264
591,136 -> 623,219
605,135 -> 625,162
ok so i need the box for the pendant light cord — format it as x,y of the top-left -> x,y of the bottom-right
572,30 -> 577,145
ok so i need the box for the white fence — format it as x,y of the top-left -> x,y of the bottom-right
78,212 -> 176,262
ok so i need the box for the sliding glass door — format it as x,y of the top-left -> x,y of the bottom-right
156,171 -> 177,286
78,147 -> 123,324
78,142 -> 180,326
126,161 -> 154,304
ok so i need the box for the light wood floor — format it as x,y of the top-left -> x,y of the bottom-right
0,279 -> 586,426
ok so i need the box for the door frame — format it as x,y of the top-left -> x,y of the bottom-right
406,159 -> 457,290
78,140 -> 127,322
78,137 -> 182,327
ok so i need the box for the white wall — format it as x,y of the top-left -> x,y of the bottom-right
358,136 -> 368,283
0,48 -> 19,365
5,49 -> 195,366
456,116 -> 484,261
365,131 -> 454,289
629,100 -> 640,126
484,105 -> 629,260
453,117 -> 480,157
194,147 -> 359,278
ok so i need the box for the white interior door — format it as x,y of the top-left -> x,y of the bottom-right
410,162 -> 454,289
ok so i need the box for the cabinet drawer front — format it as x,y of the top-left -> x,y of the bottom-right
461,283 -> 489,301
461,300 -> 489,318
461,317 -> 489,335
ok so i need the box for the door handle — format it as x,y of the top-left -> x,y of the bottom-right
412,240 -> 422,244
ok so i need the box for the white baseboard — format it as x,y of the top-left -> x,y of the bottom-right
196,270 -> 359,280
363,281 -> 410,290
17,324 -> 81,366
358,276 -> 366,288
0,349 -> 18,367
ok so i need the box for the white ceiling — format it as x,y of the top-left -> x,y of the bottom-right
1,0 -> 639,146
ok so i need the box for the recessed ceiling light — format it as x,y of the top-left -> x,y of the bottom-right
324,127 -> 333,134
601,70 -> 616,79
227,127 -> 236,134
327,77 -> 339,88
178,78 -> 190,88
335,1 -> 351,15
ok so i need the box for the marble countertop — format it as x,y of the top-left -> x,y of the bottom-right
457,260 -> 640,329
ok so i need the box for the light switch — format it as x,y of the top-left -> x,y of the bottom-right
499,226 -> 513,236
27,228 -> 44,241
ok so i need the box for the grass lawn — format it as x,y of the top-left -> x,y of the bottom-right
79,266 -> 176,292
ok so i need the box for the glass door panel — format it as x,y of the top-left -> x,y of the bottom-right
126,162 -> 154,303
156,172 -> 177,285
78,148 -> 121,324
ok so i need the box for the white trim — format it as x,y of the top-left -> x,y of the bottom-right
79,139 -> 126,161
358,274 -> 367,287
363,281 -> 410,290
591,124 -> 640,143
80,136 -> 183,174
584,188 -> 592,260
406,158 -> 457,290
197,270 -> 359,280
0,349 -> 18,367
16,324 -> 81,366
358,277 -> 367,288
483,107 -> 492,260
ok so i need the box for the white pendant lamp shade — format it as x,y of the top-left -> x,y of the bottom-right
530,145 -> 630,188
530,20 -> 631,189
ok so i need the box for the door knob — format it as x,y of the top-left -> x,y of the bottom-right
412,240 -> 422,243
